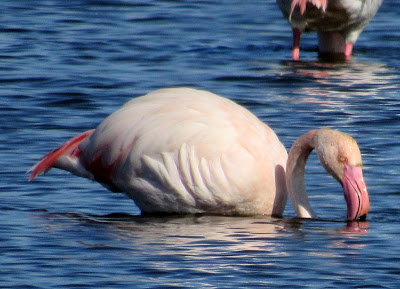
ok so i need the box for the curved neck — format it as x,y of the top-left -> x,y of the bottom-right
286,130 -> 317,218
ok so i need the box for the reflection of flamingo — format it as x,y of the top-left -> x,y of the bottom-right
343,221 -> 369,235
28,88 -> 369,221
276,0 -> 383,60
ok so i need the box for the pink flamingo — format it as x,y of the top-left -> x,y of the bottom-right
276,0 -> 383,60
28,88 -> 369,220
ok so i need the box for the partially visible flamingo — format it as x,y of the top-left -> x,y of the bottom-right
28,88 -> 369,220
276,0 -> 383,60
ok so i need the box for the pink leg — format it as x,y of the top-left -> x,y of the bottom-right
292,28 -> 301,61
345,42 -> 353,60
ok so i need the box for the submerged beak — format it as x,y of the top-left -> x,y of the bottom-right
341,163 -> 370,221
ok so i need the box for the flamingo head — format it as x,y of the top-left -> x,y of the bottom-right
315,128 -> 370,221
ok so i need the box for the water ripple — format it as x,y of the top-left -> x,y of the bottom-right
1,0 -> 400,288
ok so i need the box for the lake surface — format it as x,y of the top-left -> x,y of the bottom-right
1,0 -> 400,288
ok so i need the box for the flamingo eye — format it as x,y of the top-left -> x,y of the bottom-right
339,156 -> 347,163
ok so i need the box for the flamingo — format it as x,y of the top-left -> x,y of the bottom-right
28,88 -> 369,220
276,0 -> 383,60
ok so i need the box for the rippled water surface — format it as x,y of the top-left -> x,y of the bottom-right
1,0 -> 400,288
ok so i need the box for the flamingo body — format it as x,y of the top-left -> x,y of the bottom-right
29,88 -> 370,220
29,88 -> 288,216
276,0 -> 383,60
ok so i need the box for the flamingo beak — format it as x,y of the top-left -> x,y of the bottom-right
341,163 -> 370,221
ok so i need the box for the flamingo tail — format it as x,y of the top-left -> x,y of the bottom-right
28,129 -> 95,181
291,0 -> 327,15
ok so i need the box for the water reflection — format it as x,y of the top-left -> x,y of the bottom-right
26,210 -> 376,288
342,221 -> 369,234
323,222 -> 370,251
39,212 -> 371,253
282,60 -> 397,100
104,215 -> 287,255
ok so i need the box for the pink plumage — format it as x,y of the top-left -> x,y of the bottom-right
29,88 -> 369,220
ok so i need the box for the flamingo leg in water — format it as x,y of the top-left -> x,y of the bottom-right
292,28 -> 301,61
345,42 -> 353,60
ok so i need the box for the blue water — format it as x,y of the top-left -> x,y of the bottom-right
1,0 -> 400,288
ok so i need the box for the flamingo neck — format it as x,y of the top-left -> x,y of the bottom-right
286,130 -> 317,219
